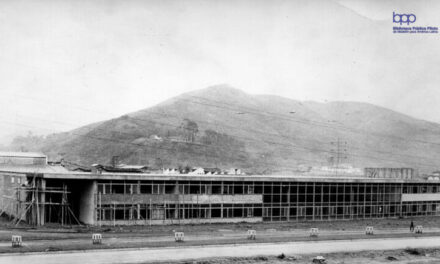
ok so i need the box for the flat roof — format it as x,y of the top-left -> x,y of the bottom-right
0,151 -> 47,158
0,166 -> 432,183
40,172 -> 431,184
0,165 -> 70,174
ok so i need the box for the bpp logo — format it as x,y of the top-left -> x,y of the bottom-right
393,12 -> 416,25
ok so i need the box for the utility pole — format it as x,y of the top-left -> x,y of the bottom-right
330,138 -> 348,176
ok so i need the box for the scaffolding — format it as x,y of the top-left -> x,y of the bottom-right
1,178 -> 80,226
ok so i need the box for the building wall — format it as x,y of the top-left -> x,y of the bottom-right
0,156 -> 46,165
99,217 -> 262,226
79,180 -> 96,225
99,194 -> 262,204
365,168 -> 414,179
4,174 -> 440,226
402,193 -> 440,202
89,179 -> 440,226
0,172 -> 28,219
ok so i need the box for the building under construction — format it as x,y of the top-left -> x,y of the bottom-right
1,152 -> 440,226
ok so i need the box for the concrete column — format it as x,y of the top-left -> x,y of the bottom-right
312,182 -> 315,221
182,200 -> 185,219
287,184 -> 291,221
39,178 -> 46,226
79,180 -> 97,225
174,181 -> 179,194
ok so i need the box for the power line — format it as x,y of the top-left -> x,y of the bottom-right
2,116 -> 440,171
330,138 -> 348,175
0,121 -> 331,171
8,98 -> 440,167
185,95 -> 440,147
6,91 -> 440,147
3,93 -> 440,169
6,90 -> 440,154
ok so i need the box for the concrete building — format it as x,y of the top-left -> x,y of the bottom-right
1,167 -> 440,226
1,152 -> 440,226
364,168 -> 415,179
0,152 -> 47,166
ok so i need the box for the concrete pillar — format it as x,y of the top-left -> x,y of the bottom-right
174,181 -> 179,194
79,180 -> 97,225
39,178 -> 46,226
182,201 -> 185,219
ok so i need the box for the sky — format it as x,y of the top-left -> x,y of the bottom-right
0,0 -> 440,144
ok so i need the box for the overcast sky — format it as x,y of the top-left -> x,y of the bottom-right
0,0 -> 439,143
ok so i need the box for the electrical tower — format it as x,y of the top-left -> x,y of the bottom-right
330,138 -> 348,175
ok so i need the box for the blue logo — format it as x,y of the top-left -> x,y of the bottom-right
393,12 -> 416,25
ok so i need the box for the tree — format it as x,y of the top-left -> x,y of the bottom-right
180,119 -> 198,142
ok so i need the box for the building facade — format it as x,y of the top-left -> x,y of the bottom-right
2,169 -> 440,226
0,152 -> 439,226
92,176 -> 440,225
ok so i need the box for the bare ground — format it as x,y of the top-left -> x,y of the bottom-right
158,248 -> 440,264
0,215 -> 440,254
1,215 -> 439,239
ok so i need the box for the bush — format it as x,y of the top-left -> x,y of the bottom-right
386,256 -> 398,261
405,248 -> 423,255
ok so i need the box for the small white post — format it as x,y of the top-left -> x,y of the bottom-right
11,235 -> 22,248
310,228 -> 319,237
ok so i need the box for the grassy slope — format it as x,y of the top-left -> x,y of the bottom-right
12,85 -> 440,174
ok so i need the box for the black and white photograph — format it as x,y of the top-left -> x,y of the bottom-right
1,0 -> 440,263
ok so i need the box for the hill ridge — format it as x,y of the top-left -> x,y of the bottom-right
9,85 -> 440,175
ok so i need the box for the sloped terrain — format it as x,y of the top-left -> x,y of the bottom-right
10,85 -> 440,174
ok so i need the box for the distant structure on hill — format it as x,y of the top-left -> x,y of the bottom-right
308,164 -> 363,177
0,151 -> 47,166
364,167 -> 414,180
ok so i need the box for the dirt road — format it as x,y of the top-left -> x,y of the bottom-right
1,236 -> 440,264
1,227 -> 439,254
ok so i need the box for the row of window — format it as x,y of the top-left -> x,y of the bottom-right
96,202 -> 440,221
10,176 -> 22,184
97,183 -> 256,195
403,186 -> 439,194
98,182 -> 432,196
97,184 -> 401,205
264,193 -> 401,203
97,203 -> 259,221
262,202 -> 403,207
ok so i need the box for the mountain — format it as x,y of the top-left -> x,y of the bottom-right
9,85 -> 440,175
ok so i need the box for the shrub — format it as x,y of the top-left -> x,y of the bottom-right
405,248 -> 423,255
277,253 -> 286,259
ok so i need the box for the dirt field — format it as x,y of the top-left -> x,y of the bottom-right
0,215 -> 440,254
2,215 -> 439,240
160,248 -> 440,264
